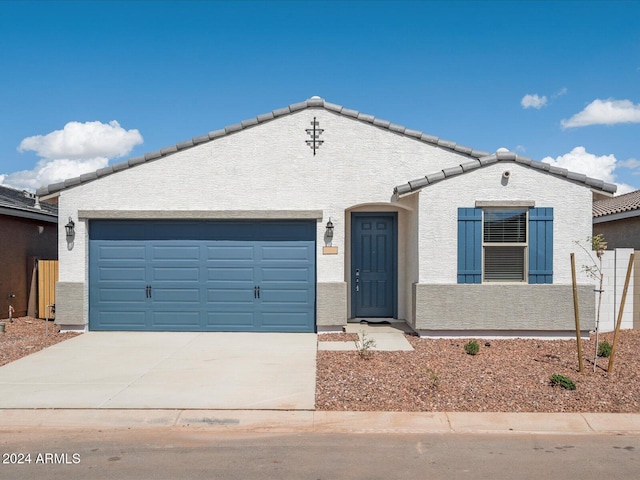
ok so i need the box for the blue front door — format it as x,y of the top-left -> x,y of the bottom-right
351,213 -> 397,318
89,220 -> 316,332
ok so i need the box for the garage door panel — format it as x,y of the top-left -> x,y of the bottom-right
261,267 -> 312,282
94,311 -> 147,329
261,288 -> 311,305
207,288 -> 255,304
207,245 -> 254,261
153,311 -> 201,327
152,267 -> 200,281
90,220 -> 315,332
207,267 -> 254,281
98,287 -> 147,304
152,287 -> 201,304
261,245 -> 312,261
151,245 -> 201,261
97,266 -> 147,282
260,312 -> 312,330
98,245 -> 146,261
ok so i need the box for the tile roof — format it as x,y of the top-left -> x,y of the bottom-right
34,96 -> 617,198
0,184 -> 58,221
593,189 -> 640,218
36,96 -> 491,197
394,151 -> 618,196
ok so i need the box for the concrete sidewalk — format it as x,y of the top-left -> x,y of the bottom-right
1,409 -> 639,435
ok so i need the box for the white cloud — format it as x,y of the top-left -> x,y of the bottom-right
2,120 -> 143,192
617,158 -> 640,175
521,94 -> 548,109
542,146 -> 634,195
2,157 -> 109,192
18,120 -> 142,159
561,99 -> 640,128
553,87 -> 567,98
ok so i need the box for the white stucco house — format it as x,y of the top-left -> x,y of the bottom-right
37,96 -> 614,336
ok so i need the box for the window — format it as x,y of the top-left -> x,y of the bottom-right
483,209 -> 527,282
458,207 -> 553,284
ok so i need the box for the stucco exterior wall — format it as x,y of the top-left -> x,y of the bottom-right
55,109 -> 468,328
416,162 -> 595,285
593,217 -> 640,250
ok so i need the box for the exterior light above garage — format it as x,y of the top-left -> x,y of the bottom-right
65,217 -> 75,238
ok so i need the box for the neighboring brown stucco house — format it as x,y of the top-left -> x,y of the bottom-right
593,190 -> 640,249
0,185 -> 58,318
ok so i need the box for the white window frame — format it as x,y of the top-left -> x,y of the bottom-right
482,208 -> 528,283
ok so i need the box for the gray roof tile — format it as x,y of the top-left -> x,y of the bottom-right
426,171 -> 446,184
207,129 -> 225,140
34,96 -> 618,197
241,118 -> 259,128
420,134 -> 439,144
192,134 -> 209,145
96,166 -> 114,177
395,152 -> 618,197
256,112 -> 275,122
0,185 -> 57,219
594,189 -> 640,217
160,145 -> 178,155
224,123 -> 242,134
357,113 -> 375,123
388,123 -> 406,134
176,139 -> 194,149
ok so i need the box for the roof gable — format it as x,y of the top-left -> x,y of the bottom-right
394,150 -> 617,197
36,96 -> 491,197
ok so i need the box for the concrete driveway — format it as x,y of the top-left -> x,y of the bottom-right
0,332 -> 317,410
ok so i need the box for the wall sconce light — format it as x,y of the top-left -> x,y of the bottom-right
65,217 -> 75,238
325,218 -> 334,244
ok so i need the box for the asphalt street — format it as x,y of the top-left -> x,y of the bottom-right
2,429 -> 639,480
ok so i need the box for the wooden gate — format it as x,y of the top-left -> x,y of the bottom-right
38,260 -> 58,319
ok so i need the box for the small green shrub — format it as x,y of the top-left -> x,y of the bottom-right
354,331 -> 376,359
464,340 -> 479,355
550,374 -> 576,390
597,340 -> 612,358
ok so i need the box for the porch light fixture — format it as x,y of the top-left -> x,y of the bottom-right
65,217 -> 75,238
325,218 -> 334,243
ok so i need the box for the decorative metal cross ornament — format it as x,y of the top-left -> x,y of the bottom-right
305,117 -> 324,155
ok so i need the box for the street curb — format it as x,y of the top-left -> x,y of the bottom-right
1,410 -> 640,435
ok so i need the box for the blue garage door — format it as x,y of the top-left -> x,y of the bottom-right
89,220 -> 316,332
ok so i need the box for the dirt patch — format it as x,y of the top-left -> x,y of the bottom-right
317,333 -> 359,342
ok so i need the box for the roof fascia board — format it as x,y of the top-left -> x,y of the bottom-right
593,209 -> 640,224
0,206 -> 58,223
78,210 -> 324,220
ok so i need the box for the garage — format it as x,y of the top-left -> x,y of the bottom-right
89,220 -> 316,332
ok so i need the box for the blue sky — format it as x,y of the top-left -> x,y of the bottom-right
1,0 -> 638,194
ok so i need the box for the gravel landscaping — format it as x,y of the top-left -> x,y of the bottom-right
316,330 -> 640,413
2,317 -> 639,413
0,317 -> 80,367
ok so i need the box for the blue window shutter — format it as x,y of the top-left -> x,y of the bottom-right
528,207 -> 553,284
457,208 -> 482,283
